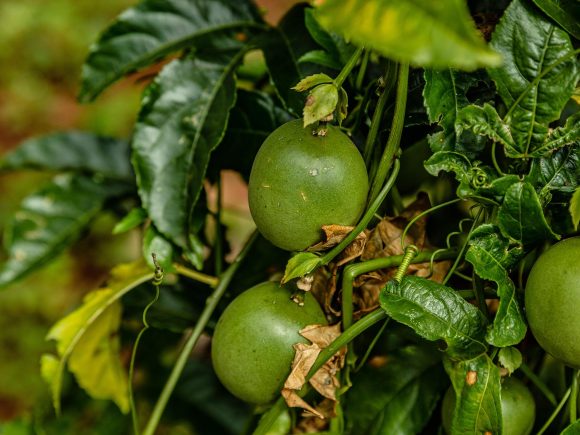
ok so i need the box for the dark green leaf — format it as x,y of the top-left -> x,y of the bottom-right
424,151 -> 472,186
456,104 -> 519,157
315,0 -> 501,70
498,182 -> 559,246
528,145 -> 579,195
0,174 -> 129,287
260,5 -> 327,115
345,345 -> 447,435
476,175 -> 520,202
562,420 -> 580,435
143,226 -> 174,273
79,0 -> 262,101
298,50 -> 341,70
209,90 -> 291,181
444,354 -> 502,434
131,48 -> 244,249
304,8 -> 353,66
531,0 -> 580,39
1,132 -> 132,180
488,0 -> 579,155
498,347 -> 522,375
112,208 -> 147,235
380,276 -> 488,359
281,252 -> 322,284
465,224 -> 526,347
530,113 -> 580,157
423,69 -> 483,154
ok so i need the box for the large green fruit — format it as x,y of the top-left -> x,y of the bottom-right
525,237 -> 580,368
248,119 -> 369,251
442,377 -> 536,435
211,281 -> 327,404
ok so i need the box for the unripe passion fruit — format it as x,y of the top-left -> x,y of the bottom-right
442,377 -> 535,435
525,237 -> 580,368
248,119 -> 369,251
211,281 -> 327,404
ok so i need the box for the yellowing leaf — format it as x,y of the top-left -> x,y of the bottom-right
42,260 -> 153,414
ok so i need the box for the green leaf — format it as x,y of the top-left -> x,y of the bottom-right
292,73 -> 334,92
131,48 -> 244,249
303,83 -> 339,127
260,5 -> 322,115
0,175 -> 130,288
570,187 -> 580,230
424,151 -> 472,186
298,50 -> 341,70
143,226 -> 174,273
423,69 -> 483,154
476,175 -> 520,202
530,113 -> 580,157
380,276 -> 488,359
1,132 -> 132,180
456,104 -> 519,157
498,347 -> 522,375
528,145 -> 579,195
444,354 -> 502,434
41,261 -> 154,414
466,224 -> 526,347
530,0 -> 580,39
303,8 -> 354,68
488,0 -> 579,155
78,0 -> 262,102
562,420 -> 580,435
112,207 -> 147,235
345,345 -> 447,434
209,89 -> 291,181
498,182 -> 559,246
315,0 -> 501,70
281,252 -> 322,284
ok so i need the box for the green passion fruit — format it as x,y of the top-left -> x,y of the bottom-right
211,281 -> 327,404
248,119 -> 369,251
525,237 -> 580,368
442,377 -> 536,435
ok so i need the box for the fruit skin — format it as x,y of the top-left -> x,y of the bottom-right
248,119 -> 369,251
211,281 -> 327,404
442,377 -> 536,435
525,237 -> 580,368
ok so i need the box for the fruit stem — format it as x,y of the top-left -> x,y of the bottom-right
537,385 -> 572,435
355,49 -> 370,91
571,369 -> 579,423
519,363 -> 557,406
142,230 -> 259,435
368,62 -> 409,204
321,159 -> 400,266
334,46 -> 364,88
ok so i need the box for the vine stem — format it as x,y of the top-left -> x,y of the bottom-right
537,385 -> 572,435
571,369 -> 579,423
173,264 -> 218,287
215,171 -> 224,276
142,231 -> 259,435
320,159 -> 400,266
368,62 -> 409,204
334,46 -> 364,88
519,363 -> 557,406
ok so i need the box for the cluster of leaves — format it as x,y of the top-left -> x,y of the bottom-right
0,0 -> 578,434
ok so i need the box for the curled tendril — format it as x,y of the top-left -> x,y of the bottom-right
470,167 -> 488,188
151,253 -> 164,286
424,217 -> 474,279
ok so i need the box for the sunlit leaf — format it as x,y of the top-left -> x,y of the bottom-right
488,0 -> 579,155
282,252 -> 322,284
79,0 -> 262,101
0,174 -> 130,288
498,347 -> 522,375
315,0 -> 501,70
0,132 -> 133,180
530,0 -> 580,39
303,83 -> 339,127
42,261 -> 154,414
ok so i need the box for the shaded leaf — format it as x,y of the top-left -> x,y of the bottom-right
112,207 -> 147,235
298,50 -> 341,70
424,151 -> 472,187
476,175 -> 520,202
488,0 -> 579,155
528,145 -> 579,195
465,224 -> 526,347
260,5 -> 321,115
380,276 -> 488,359
42,261 -> 154,413
346,345 -> 446,435
562,420 -> 580,435
132,48 -> 244,249
303,83 -> 339,127
498,347 -> 522,375
304,8 -> 353,66
498,182 -> 559,246
444,354 -> 502,434
142,225 -> 174,273
282,252 -> 322,284
79,0 -> 262,101
315,0 -> 501,70
1,132 -> 133,180
530,0 -> 580,39
0,174 -> 130,288
571,187 -> 580,230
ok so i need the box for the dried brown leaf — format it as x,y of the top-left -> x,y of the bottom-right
308,225 -> 356,251
300,323 -> 341,348
294,399 -> 337,432
284,342 -> 320,390
281,389 -> 323,419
